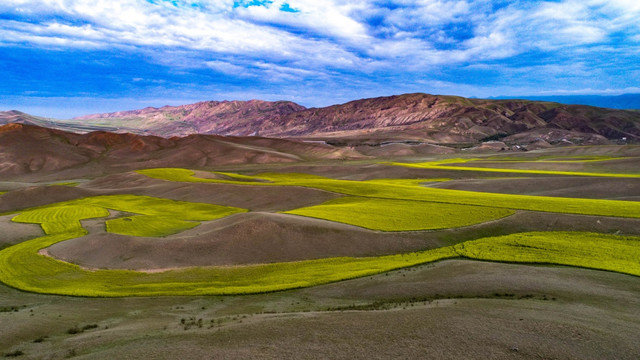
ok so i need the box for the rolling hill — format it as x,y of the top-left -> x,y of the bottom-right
0,123 -> 362,178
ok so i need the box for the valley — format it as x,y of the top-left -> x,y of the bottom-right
3,0 -> 640,357
1,139 -> 639,358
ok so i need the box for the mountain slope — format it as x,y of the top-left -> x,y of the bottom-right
74,100 -> 306,136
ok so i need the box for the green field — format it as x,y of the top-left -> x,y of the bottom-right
106,215 -> 199,237
68,194 -> 246,221
6,195 -> 247,238
3,194 -> 247,221
283,197 -> 514,231
482,155 -> 625,162
0,226 -> 458,296
0,229 -> 637,296
139,168 -> 640,219
0,167 -> 638,297
455,232 -> 640,276
12,205 -> 110,235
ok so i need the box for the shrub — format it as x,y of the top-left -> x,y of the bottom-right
4,350 -> 24,357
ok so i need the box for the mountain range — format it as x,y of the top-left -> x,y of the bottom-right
4,93 -> 638,145
1,93 -> 639,178
492,94 -> 640,111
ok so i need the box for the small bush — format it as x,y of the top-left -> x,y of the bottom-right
66,326 -> 81,335
4,350 -> 24,357
0,306 -> 20,313
67,324 -> 98,335
33,336 -> 47,343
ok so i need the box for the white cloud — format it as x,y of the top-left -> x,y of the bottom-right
252,61 -> 329,81
236,0 -> 371,43
0,0 -> 638,95
559,25 -> 606,43
205,60 -> 246,74
383,0 -> 470,28
0,0 -> 367,70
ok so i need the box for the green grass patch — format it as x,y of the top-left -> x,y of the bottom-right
106,215 -> 199,237
283,197 -> 514,231
214,171 -> 275,182
137,168 -> 215,183
5,194 -> 247,238
48,182 -> 80,187
71,195 -> 245,221
483,155 -> 626,162
360,178 -> 451,186
455,232 -> 640,276
12,205 -> 110,235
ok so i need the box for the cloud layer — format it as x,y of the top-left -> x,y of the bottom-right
1,0 -> 639,116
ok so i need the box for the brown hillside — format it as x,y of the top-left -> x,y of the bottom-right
0,123 -> 363,179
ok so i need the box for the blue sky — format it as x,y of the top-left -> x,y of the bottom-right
1,0 -> 639,118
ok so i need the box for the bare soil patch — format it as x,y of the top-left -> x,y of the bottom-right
47,212 -> 434,269
0,214 -> 43,250
0,186 -> 94,213
81,171 -> 341,211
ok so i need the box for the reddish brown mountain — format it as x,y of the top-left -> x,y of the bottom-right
0,123 -> 362,179
66,93 -> 640,145
3,93 -> 640,149
74,100 -> 306,137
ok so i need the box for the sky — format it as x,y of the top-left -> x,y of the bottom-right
1,0 -> 639,118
